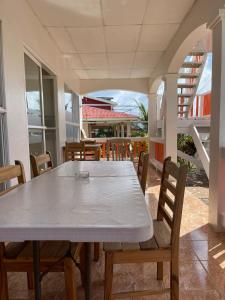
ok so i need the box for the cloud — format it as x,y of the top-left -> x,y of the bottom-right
86,90 -> 148,116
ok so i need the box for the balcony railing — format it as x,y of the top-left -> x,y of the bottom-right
93,137 -> 148,160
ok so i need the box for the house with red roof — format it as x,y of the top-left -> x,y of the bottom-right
82,96 -> 139,138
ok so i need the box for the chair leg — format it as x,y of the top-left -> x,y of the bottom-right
79,246 -> 86,287
94,243 -> 100,262
27,271 -> 35,289
157,262 -> 163,280
170,260 -> 179,300
104,252 -> 114,300
64,257 -> 77,300
0,264 -> 9,300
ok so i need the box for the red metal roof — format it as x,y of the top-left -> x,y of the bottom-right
82,105 -> 138,120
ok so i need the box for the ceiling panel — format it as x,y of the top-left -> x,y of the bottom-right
138,24 -> 179,51
87,70 -> 109,79
144,0 -> 195,24
27,0 -> 102,27
70,54 -> 84,69
130,69 -> 151,78
74,69 -> 89,79
133,51 -> 162,68
108,53 -> 135,69
109,69 -> 131,78
105,25 -> 141,52
47,27 -> 75,53
80,53 -> 108,69
67,27 -> 106,53
102,0 -> 148,25
27,0 -> 195,80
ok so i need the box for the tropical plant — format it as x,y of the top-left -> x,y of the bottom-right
177,134 -> 197,169
134,99 -> 148,121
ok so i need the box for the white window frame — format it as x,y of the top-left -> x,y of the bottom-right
24,50 -> 58,162
65,87 -> 81,141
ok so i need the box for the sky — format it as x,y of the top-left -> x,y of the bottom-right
87,53 -> 212,117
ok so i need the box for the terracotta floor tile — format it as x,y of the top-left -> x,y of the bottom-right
191,240 -> 225,261
179,289 -> 224,300
201,259 -> 225,297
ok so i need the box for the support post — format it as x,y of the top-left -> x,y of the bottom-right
121,123 -> 125,138
208,10 -> 225,230
117,125 -> 120,137
149,92 -> 158,160
127,123 -> 131,137
163,74 -> 178,162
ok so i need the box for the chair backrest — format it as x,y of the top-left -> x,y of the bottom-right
0,161 -> 26,196
106,138 -> 132,161
137,152 -> 149,194
83,140 -> 100,161
65,142 -> 85,161
157,157 -> 187,251
0,161 -> 26,257
30,151 -> 53,177
83,139 -> 96,145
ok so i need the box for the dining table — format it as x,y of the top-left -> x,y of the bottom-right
0,160 -> 153,300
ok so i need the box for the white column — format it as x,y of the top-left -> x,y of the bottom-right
117,125 -> 120,137
113,126 -> 116,137
149,92 -> 158,160
121,123 -> 125,138
208,9 -> 225,230
163,74 -> 177,162
127,123 -> 131,137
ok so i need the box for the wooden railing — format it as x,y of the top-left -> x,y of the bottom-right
63,137 -> 148,161
94,137 -> 148,160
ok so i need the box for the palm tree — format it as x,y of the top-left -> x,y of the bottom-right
134,99 -> 148,121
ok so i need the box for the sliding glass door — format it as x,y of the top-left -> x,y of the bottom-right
24,53 -> 57,168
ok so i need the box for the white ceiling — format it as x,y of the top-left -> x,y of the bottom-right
27,0 -> 195,80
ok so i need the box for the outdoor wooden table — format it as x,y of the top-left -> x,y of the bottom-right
0,161 -> 153,300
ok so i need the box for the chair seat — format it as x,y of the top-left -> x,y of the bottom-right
5,241 -> 28,259
5,241 -> 81,261
103,220 -> 171,252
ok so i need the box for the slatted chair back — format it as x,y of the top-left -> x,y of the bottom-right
30,151 -> 53,177
106,138 -> 132,161
157,157 -> 188,252
0,161 -> 26,257
137,152 -> 149,194
83,140 -> 100,161
0,161 -> 26,196
65,141 -> 85,161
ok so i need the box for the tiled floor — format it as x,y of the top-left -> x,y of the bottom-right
7,166 -> 225,299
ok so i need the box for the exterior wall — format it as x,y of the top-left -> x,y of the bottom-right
155,143 -> 164,163
80,78 -> 149,95
0,0 -> 80,179
190,93 -> 211,117
203,93 -> 211,115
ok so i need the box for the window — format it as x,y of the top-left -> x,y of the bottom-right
24,53 -> 57,168
65,86 -> 80,141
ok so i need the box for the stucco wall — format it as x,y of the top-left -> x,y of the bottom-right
0,0 -> 79,179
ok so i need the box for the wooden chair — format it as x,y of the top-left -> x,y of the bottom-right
30,151 -> 53,177
103,157 -> 188,300
83,140 -> 100,161
137,152 -> 149,195
65,141 -> 85,161
106,138 -> 132,161
0,161 -> 85,300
